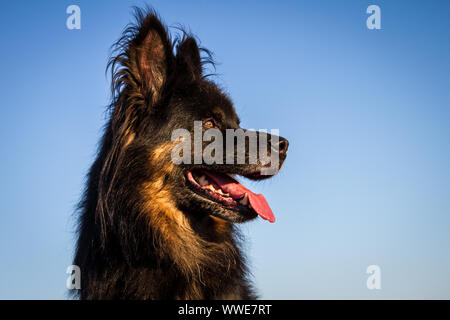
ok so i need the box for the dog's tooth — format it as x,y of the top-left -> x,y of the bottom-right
239,193 -> 249,205
217,189 -> 224,195
207,184 -> 215,191
198,175 -> 209,186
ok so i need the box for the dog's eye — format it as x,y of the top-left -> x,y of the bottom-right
204,119 -> 216,128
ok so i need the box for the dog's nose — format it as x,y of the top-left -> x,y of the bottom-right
277,136 -> 289,155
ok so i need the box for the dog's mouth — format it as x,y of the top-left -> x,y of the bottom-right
186,169 -> 275,223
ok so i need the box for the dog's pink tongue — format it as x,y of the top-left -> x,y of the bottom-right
202,171 -> 276,223
247,193 -> 275,223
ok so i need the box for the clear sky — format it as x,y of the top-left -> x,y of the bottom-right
0,0 -> 449,299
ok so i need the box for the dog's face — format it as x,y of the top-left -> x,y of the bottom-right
113,14 -> 288,225
163,82 -> 288,224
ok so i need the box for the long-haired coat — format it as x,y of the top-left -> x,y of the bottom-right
73,8 -> 288,300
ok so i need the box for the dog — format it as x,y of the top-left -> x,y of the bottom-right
73,8 -> 288,299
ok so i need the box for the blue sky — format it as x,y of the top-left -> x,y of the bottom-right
0,0 -> 449,299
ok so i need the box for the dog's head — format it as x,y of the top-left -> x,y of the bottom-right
104,10 -> 288,228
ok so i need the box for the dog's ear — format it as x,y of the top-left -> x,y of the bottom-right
129,14 -> 174,104
176,37 -> 202,82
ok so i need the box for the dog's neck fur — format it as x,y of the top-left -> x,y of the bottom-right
77,208 -> 253,299
74,141 -> 255,299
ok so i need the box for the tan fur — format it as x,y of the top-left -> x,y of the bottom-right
123,130 -> 135,148
210,215 -> 231,235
